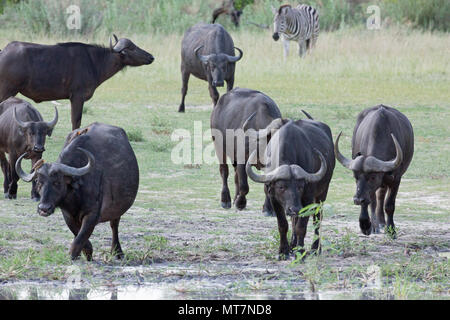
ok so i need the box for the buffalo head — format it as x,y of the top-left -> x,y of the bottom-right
195,46 -> 243,87
246,148 -> 327,217
14,106 -> 58,154
16,148 -> 95,217
110,34 -> 154,66
230,10 -> 243,27
334,132 -> 403,206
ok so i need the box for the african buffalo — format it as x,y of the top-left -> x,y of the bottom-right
179,23 -> 243,112
211,88 -> 281,214
334,105 -> 414,237
0,35 -> 154,130
246,114 -> 335,259
0,97 -> 58,200
16,122 -> 139,260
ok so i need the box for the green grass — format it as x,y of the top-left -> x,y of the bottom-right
0,27 -> 448,299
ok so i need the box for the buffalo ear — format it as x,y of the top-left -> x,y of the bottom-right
47,128 -> 54,137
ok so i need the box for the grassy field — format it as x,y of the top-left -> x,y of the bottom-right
0,27 -> 449,299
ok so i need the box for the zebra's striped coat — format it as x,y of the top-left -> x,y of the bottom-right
272,4 -> 319,58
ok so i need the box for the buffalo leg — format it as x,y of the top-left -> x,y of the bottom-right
369,192 -> 379,233
178,70 -> 190,112
7,155 -> 18,199
110,218 -> 123,259
0,153 -> 10,198
272,199 -> 289,260
219,163 -> 231,209
208,84 -> 220,106
30,156 -> 41,201
234,164 -> 249,210
291,215 -> 310,257
374,187 -> 387,232
385,180 -> 400,237
262,185 -> 275,216
70,96 -> 85,130
311,207 -> 322,254
69,213 -> 98,260
62,211 -> 93,260
359,203 -> 371,236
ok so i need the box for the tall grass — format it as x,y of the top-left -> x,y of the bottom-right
0,0 -> 449,37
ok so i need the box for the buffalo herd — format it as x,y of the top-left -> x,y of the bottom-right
0,19 -> 414,261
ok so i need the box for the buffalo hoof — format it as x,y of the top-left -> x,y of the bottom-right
221,201 -> 232,209
7,193 -> 17,200
372,224 -> 381,234
385,225 -> 397,239
178,105 -> 185,113
359,219 -> 372,236
31,197 -> 40,202
4,193 -> 8,199
278,252 -> 290,261
263,209 -> 276,217
234,195 -> 247,210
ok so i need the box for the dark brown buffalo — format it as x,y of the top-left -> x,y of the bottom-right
0,36 -> 154,130
16,122 -> 139,260
334,105 -> 414,237
0,97 -> 58,200
246,114 -> 335,259
211,88 -> 282,214
179,23 -> 243,112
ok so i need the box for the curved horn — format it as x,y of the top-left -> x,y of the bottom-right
226,47 -> 243,63
110,34 -> 121,52
363,134 -> 403,172
291,149 -> 327,183
15,153 -> 36,182
242,112 -> 257,132
45,106 -> 58,129
334,132 -> 353,170
194,46 -> 210,63
13,107 -> 29,129
56,148 -> 95,177
246,150 -> 292,183
302,109 -> 314,120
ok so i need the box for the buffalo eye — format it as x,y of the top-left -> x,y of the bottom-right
53,181 -> 60,188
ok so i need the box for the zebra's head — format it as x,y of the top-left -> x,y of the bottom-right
272,5 -> 292,41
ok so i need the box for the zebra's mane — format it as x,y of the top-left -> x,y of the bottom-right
278,4 -> 292,14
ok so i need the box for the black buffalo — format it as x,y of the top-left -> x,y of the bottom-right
0,35 -> 154,130
0,97 -> 58,200
179,23 -> 243,112
211,88 -> 282,214
334,105 -> 414,237
246,115 -> 335,259
16,122 -> 139,260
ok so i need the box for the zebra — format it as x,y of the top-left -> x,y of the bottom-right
271,4 -> 319,58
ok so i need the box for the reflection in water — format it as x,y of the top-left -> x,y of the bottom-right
0,282 -> 396,300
